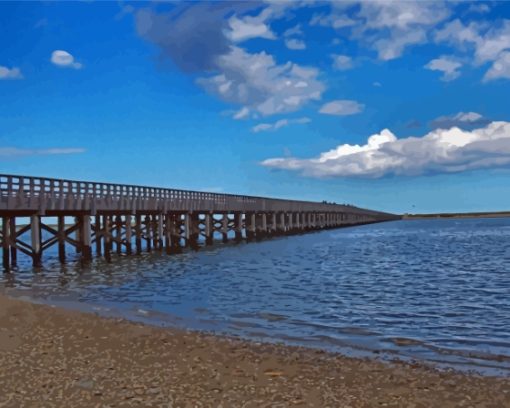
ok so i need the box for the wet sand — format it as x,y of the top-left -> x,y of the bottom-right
0,294 -> 509,407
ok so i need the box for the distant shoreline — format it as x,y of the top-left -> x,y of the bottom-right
403,211 -> 510,220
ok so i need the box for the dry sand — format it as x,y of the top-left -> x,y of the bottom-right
0,294 -> 509,407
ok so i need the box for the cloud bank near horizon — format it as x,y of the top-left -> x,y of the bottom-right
0,147 -> 86,158
261,121 -> 510,178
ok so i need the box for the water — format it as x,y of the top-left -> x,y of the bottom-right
2,218 -> 510,375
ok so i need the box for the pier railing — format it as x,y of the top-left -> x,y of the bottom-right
0,174 -> 400,267
0,174 -> 395,218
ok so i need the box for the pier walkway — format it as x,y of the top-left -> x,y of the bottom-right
0,174 -> 399,268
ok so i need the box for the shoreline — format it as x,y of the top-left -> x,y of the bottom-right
402,212 -> 510,220
4,285 -> 510,377
0,294 -> 509,406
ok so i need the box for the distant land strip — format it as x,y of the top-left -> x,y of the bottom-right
403,211 -> 510,219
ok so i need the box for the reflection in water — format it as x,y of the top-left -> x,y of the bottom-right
2,218 -> 510,375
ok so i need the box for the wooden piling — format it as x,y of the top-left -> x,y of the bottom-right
221,214 -> 228,243
234,213 -> 243,242
31,215 -> 42,267
157,215 -> 163,250
58,215 -> 66,263
125,215 -> 132,255
115,215 -> 122,255
104,215 -> 111,262
205,213 -> 213,245
81,215 -> 92,261
75,216 -> 82,254
135,214 -> 142,255
9,217 -> 16,267
145,215 -> 151,252
95,214 -> 102,256
2,217 -> 10,269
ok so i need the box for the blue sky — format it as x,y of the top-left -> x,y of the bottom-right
1,1 -> 510,214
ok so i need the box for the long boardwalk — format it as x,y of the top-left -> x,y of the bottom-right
0,174 -> 399,268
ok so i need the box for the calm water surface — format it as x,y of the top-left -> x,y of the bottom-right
2,218 -> 510,375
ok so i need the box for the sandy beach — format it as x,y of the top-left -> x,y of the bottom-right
0,294 -> 508,407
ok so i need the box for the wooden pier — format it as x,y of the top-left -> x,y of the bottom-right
0,174 -> 399,268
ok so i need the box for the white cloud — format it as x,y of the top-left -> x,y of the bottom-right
467,3 -> 491,14
252,117 -> 310,133
435,19 -> 510,81
227,13 -> 276,42
310,13 -> 356,29
50,50 -> 82,69
319,100 -> 364,116
0,66 -> 23,80
198,46 -> 324,116
430,112 -> 491,129
0,147 -> 85,158
357,1 -> 450,32
373,28 -> 427,61
283,24 -> 303,38
332,54 -> 353,70
425,56 -> 462,81
315,1 -> 452,61
484,51 -> 510,81
285,38 -> 306,50
233,106 -> 250,120
261,121 -> 510,178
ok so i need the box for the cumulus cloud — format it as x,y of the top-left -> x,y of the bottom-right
233,106 -> 250,120
425,56 -> 462,81
50,50 -> 82,69
285,38 -> 306,50
484,51 -> 510,81
135,4 -> 237,73
332,54 -> 353,70
315,1 -> 452,60
319,100 -> 364,116
283,24 -> 303,38
227,12 -> 276,42
310,13 -> 356,29
136,3 -> 323,117
0,66 -> 23,80
0,147 -> 85,158
261,121 -> 510,178
252,117 -> 310,133
198,46 -> 324,117
467,3 -> 491,14
435,19 -> 510,81
430,112 -> 491,130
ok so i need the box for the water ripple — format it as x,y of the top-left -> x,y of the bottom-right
2,218 -> 510,375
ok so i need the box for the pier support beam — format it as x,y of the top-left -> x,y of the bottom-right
135,214 -> 142,255
115,215 -> 122,255
125,215 -> 132,255
279,212 -> 286,235
104,215 -> 112,262
221,214 -> 229,243
2,216 -> 10,269
169,213 -> 181,253
95,215 -> 102,256
234,213 -> 243,242
31,215 -> 42,267
81,215 -> 92,261
246,212 -> 256,242
205,213 -> 213,245
9,217 -> 16,267
157,215 -> 164,250
261,213 -> 267,239
58,215 -> 66,263
185,212 -> 199,249
145,215 -> 152,252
